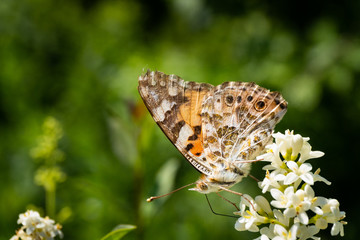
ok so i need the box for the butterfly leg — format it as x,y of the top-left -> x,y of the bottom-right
215,192 -> 239,211
205,195 -> 237,218
248,174 -> 260,182
218,186 -> 256,211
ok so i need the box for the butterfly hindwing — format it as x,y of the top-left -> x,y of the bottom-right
138,70 -> 214,175
201,81 -> 287,164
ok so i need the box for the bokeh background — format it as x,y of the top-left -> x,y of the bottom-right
1,0 -> 359,239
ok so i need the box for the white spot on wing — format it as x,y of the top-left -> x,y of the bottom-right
161,99 -> 171,113
169,74 -> 176,80
154,105 -> 165,122
149,90 -> 159,102
150,71 -> 156,86
168,85 -> 178,96
154,99 -> 173,122
177,124 -> 193,146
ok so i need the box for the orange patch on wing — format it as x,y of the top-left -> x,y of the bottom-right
180,89 -> 207,127
188,138 -> 204,156
179,88 -> 208,157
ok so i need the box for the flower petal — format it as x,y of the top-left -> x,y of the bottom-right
291,135 -> 304,155
299,163 -> 312,172
270,189 -> 283,201
315,218 -> 328,229
284,208 -> 296,218
298,211 -> 309,224
284,172 -> 299,185
312,206 -> 323,215
314,174 -> 331,185
260,235 -> 270,240
286,161 -> 298,171
310,151 -> 325,159
255,196 -> 272,214
331,222 -> 341,236
274,224 -> 288,236
300,173 -> 314,185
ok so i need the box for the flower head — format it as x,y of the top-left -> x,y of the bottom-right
234,130 -> 346,239
11,210 -> 63,240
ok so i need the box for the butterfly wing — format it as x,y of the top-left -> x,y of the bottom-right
201,81 -> 287,164
138,70 -> 214,175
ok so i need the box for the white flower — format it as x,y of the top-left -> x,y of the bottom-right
271,185 -> 317,225
314,198 -> 346,236
297,225 -> 320,240
298,141 -> 324,163
283,161 -> 314,185
273,209 -> 290,227
271,130 -> 324,163
235,195 -> 268,232
237,194 -> 254,214
259,225 -> 277,240
270,186 -> 294,209
17,210 -> 44,235
255,196 -> 273,215
255,210 -> 291,240
313,168 -> 331,185
234,130 -> 346,239
235,215 -> 261,232
331,221 -> 346,237
287,187 -> 313,224
11,210 -> 63,240
258,235 -> 270,240
259,144 -> 286,172
259,170 -> 283,193
273,130 -> 304,160
272,223 -> 299,240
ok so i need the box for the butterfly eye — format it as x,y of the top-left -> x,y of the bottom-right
225,95 -> 234,106
255,100 -> 266,111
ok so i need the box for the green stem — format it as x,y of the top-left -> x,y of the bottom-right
263,216 -> 288,229
46,187 -> 56,218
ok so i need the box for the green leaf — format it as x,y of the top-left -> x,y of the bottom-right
101,224 -> 136,240
155,158 -> 180,202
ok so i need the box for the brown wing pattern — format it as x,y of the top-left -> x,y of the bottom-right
138,70 -> 214,175
201,81 -> 287,164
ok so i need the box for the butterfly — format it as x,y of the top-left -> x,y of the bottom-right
138,70 -> 287,195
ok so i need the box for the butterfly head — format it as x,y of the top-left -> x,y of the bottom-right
189,162 -> 251,194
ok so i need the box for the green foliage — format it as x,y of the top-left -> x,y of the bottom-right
31,117 -> 64,164
101,225 -> 136,240
1,0 -> 359,239
31,116 -> 67,219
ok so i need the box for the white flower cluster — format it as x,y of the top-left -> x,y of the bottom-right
234,130 -> 346,239
10,210 -> 63,240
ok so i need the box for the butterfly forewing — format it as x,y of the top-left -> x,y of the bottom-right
138,70 -> 214,175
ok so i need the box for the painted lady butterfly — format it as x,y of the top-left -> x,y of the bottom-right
138,70 -> 287,194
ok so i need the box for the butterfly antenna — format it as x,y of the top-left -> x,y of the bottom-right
146,182 -> 196,202
205,195 -> 237,218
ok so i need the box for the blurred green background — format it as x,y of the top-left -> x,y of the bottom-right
1,0 -> 359,239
